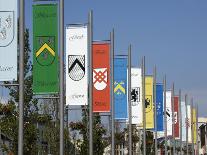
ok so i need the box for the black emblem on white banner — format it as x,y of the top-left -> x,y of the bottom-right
68,55 -> 85,81
131,87 -> 140,106
0,11 -> 14,47
166,108 -> 171,122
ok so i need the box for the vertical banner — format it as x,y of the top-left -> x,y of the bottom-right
114,57 -> 128,119
0,0 -> 17,81
33,4 -> 58,93
181,101 -> 187,141
92,43 -> 110,112
193,108 -> 197,143
174,96 -> 180,138
66,25 -> 88,105
156,84 -> 164,131
145,76 -> 154,129
187,105 -> 192,142
166,91 -> 172,136
131,68 -> 142,125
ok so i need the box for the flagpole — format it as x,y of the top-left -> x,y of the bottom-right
179,89 -> 183,155
196,104 -> 199,155
172,83 -> 175,155
18,0 -> 25,154
185,94 -> 189,155
164,75 -> 167,155
110,29 -> 115,155
59,0 -> 64,154
142,57 -> 146,155
153,66 -> 157,155
88,10 -> 93,155
128,45 -> 132,155
191,98 -> 194,155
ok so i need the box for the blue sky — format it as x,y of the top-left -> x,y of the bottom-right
23,0 -> 207,116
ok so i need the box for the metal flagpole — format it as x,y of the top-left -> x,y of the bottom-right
153,66 -> 157,155
128,45 -> 132,155
18,0 -> 25,154
142,57 -> 146,155
185,94 -> 189,155
164,75 -> 167,155
179,89 -> 183,155
172,83 -> 175,155
59,0 -> 64,154
191,98 -> 195,155
110,29 -> 115,155
196,104 -> 199,155
88,10 -> 93,155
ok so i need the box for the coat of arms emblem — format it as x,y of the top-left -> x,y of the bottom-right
68,55 -> 85,81
145,95 -> 152,113
93,68 -> 107,90
35,36 -> 55,66
0,11 -> 14,47
114,80 -> 126,99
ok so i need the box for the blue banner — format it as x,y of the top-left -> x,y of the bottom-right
156,84 -> 164,131
114,57 -> 128,119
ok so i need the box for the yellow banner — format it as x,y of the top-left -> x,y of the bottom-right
145,76 -> 154,129
193,108 -> 197,144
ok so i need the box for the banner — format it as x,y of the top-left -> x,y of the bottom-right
156,84 -> 163,131
193,108 -> 197,143
0,0 -> 17,81
33,4 -> 58,94
145,76 -> 154,129
181,101 -> 186,141
131,68 -> 142,125
174,96 -> 180,138
114,57 -> 128,119
187,105 -> 192,142
93,43 -> 110,112
166,91 -> 172,136
66,25 -> 88,105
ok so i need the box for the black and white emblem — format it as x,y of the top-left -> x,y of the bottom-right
68,55 -> 85,81
0,11 -> 14,47
131,87 -> 140,103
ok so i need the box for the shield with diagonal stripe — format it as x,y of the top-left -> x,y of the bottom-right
68,55 -> 85,81
0,11 -> 14,47
93,68 -> 107,90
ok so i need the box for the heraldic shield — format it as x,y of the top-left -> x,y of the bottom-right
93,68 -> 107,90
114,80 -> 126,99
35,36 -> 56,66
174,112 -> 178,124
166,108 -> 172,122
68,55 -> 85,81
0,11 -> 14,47
145,95 -> 152,113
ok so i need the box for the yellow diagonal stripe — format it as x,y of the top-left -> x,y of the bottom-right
36,43 -> 55,57
114,83 -> 125,94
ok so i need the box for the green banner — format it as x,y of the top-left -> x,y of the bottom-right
33,4 -> 58,94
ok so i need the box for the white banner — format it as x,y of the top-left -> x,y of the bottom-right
66,26 -> 88,105
0,0 -> 17,81
181,101 -> 186,141
187,105 -> 192,143
131,68 -> 142,125
166,91 -> 172,136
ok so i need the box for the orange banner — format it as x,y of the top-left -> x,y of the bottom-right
93,43 -> 110,112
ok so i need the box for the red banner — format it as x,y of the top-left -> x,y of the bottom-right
93,43 -> 110,112
174,96 -> 180,138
